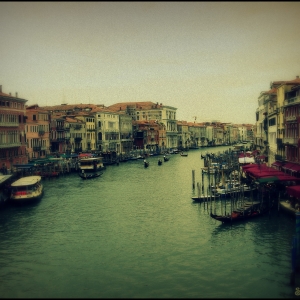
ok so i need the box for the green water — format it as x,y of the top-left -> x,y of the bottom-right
0,147 -> 297,298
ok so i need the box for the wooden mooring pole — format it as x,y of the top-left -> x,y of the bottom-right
192,170 -> 195,189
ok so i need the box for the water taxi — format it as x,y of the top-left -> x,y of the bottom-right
10,176 -> 43,203
79,157 -> 105,172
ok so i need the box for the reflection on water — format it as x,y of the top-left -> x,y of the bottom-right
0,147 -> 296,298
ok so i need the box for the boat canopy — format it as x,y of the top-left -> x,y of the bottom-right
11,176 -> 42,187
13,164 -> 35,169
0,174 -> 12,185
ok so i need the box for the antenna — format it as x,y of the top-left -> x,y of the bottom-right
193,116 -> 197,123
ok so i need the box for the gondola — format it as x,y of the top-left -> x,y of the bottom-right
180,152 -> 188,157
163,156 -> 169,162
144,161 -> 149,168
158,159 -> 163,165
210,201 -> 265,223
79,172 -> 101,179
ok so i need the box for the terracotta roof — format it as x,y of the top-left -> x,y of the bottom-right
107,101 -> 163,111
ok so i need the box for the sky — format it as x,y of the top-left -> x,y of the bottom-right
1,2 -> 300,124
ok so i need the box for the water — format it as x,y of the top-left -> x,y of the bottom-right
0,147 -> 297,298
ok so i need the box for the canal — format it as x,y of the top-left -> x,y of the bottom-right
0,146 -> 297,298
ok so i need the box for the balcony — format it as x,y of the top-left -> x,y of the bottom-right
74,125 -> 82,130
64,127 -> 70,131
283,137 -> 298,145
0,142 -> 22,148
33,146 -> 41,152
0,122 -> 19,127
284,95 -> 300,106
56,126 -> 65,131
38,130 -> 45,136
87,128 -> 95,132
285,116 -> 297,122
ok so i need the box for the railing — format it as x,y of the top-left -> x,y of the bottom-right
56,126 -> 65,131
285,116 -> 297,122
33,146 -> 41,152
74,125 -> 82,130
38,130 -> 45,136
0,122 -> 19,127
284,95 -> 300,106
0,142 -> 22,148
283,137 -> 298,145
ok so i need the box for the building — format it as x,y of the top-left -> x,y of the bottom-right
0,86 -> 28,171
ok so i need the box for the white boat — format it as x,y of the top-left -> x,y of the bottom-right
10,176 -> 43,203
79,157 -> 105,172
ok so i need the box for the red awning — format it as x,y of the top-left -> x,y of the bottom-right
271,161 -> 283,167
286,185 -> 300,198
282,162 -> 300,173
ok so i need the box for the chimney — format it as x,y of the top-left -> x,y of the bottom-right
15,92 -> 18,98
297,76 -> 299,79
0,85 -> 2,93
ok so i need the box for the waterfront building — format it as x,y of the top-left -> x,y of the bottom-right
107,101 -> 178,150
278,76 -> 300,165
118,112 -> 134,156
0,86 -> 28,170
255,91 -> 268,154
93,108 -> 120,154
49,115 -> 67,154
65,117 -> 85,153
75,113 -> 96,152
26,104 -> 50,160
177,120 -> 190,150
132,120 -> 160,154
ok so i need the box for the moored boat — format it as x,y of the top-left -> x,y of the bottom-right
180,152 -> 188,157
79,172 -> 102,179
210,201 -> 265,223
10,176 -> 43,203
79,157 -> 105,172
163,156 -> 170,162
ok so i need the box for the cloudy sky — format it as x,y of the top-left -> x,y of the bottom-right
1,2 -> 299,124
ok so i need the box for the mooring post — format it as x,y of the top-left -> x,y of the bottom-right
192,170 -> 195,190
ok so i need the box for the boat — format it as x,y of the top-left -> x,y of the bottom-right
210,201 -> 265,223
79,172 -> 102,179
10,175 -> 43,203
180,152 -> 188,157
79,157 -> 105,172
158,159 -> 163,165
144,160 -> 149,168
0,174 -> 13,207
163,156 -> 170,162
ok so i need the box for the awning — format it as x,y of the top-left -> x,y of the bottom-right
0,175 -> 12,185
271,161 -> 283,167
286,185 -> 300,198
13,164 -> 35,169
282,162 -> 300,173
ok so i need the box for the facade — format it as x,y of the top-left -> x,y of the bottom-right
26,104 -> 50,160
107,101 -> 177,150
177,120 -> 190,150
0,86 -> 28,170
